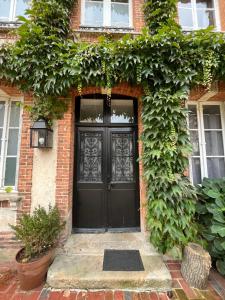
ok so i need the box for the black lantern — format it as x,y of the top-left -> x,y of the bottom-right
30,118 -> 53,148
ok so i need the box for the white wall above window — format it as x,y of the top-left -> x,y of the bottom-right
0,0 -> 29,22
178,0 -> 221,31
81,0 -> 133,28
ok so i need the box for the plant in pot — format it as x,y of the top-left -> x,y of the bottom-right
10,205 -> 65,290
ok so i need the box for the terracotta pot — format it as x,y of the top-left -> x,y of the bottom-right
15,248 -> 54,291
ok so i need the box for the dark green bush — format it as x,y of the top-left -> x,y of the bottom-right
196,178 -> 225,276
10,206 -> 65,262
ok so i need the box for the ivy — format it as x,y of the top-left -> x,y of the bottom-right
0,0 -> 225,253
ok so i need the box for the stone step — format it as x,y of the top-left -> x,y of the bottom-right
47,253 -> 172,291
47,233 -> 172,291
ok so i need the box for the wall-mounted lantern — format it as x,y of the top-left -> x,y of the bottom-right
30,118 -> 53,148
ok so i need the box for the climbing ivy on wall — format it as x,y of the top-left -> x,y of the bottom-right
1,0 -> 225,253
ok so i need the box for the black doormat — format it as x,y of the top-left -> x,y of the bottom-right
103,249 -> 145,271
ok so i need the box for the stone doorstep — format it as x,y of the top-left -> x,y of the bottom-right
47,253 -> 172,291
47,233 -> 172,291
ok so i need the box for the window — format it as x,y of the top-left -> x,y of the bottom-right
0,100 -> 21,188
188,103 -> 225,184
82,0 -> 131,28
178,0 -> 220,31
0,0 -> 29,22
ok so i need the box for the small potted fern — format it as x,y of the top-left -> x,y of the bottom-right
10,205 -> 65,290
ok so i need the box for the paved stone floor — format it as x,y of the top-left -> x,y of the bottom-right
0,260 -> 225,300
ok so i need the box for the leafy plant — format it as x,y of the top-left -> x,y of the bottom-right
196,178 -> 225,276
10,206 -> 65,262
4,186 -> 13,193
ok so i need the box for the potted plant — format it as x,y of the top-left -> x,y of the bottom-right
10,205 -> 65,290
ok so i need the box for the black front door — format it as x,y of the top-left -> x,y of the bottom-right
73,95 -> 140,230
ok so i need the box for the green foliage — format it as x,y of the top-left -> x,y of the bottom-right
4,186 -> 13,193
10,206 -> 65,262
196,178 -> 225,275
0,0 -> 225,253
142,87 -> 198,253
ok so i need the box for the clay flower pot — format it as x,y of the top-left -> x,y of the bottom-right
15,248 -> 54,291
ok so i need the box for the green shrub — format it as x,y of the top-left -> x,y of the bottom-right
10,206 -> 65,262
196,178 -> 225,276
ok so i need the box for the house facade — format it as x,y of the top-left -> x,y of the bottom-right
0,0 -> 225,247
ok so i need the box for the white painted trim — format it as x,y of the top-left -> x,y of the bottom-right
178,0 -> 220,31
187,101 -> 225,183
81,0 -> 132,28
0,96 -> 23,190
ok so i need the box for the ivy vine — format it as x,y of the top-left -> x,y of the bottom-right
0,0 -> 225,253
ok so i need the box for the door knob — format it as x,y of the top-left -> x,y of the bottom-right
107,183 -> 111,191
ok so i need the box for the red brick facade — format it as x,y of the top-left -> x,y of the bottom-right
0,1 -> 225,246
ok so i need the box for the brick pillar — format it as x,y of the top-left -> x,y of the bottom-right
55,99 -> 74,237
17,96 -> 34,214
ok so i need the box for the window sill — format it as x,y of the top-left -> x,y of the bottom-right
0,21 -> 21,30
76,25 -> 139,35
0,192 -> 22,209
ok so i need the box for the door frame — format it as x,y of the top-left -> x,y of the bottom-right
72,94 -> 140,231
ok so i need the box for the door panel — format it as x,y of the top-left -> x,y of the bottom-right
107,128 -> 139,228
76,127 -> 106,228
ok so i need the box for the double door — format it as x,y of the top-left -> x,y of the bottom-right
74,126 -> 140,230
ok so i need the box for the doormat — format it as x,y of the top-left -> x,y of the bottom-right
103,249 -> 145,271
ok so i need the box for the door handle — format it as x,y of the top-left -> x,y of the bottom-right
107,183 -> 111,191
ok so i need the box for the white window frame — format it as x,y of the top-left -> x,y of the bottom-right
188,101 -> 225,184
178,0 -> 221,31
0,89 -> 23,191
0,0 -> 28,22
81,0 -> 133,28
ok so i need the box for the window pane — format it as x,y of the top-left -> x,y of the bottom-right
0,0 -> 10,21
196,0 -> 214,9
112,133 -> 134,182
84,1 -> 103,26
190,131 -> 200,155
178,0 -> 192,8
111,100 -> 134,123
15,0 -> 29,17
188,105 -> 198,129
197,9 -> 215,28
207,158 -> 225,178
79,132 -> 102,182
111,3 -> 129,27
203,105 -> 222,129
4,157 -> 17,186
205,131 -> 224,156
80,99 -> 103,123
0,102 -> 5,127
7,129 -> 19,155
10,102 -> 20,127
191,158 -> 202,184
178,8 -> 194,29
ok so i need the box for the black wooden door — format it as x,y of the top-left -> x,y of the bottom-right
74,95 -> 140,231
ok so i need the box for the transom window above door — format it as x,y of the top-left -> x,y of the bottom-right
81,0 -> 132,28
188,103 -> 225,185
0,0 -> 29,22
77,96 -> 136,124
178,0 -> 220,31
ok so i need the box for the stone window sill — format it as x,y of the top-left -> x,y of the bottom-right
76,26 -> 139,35
0,193 -> 22,209
0,21 -> 21,30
